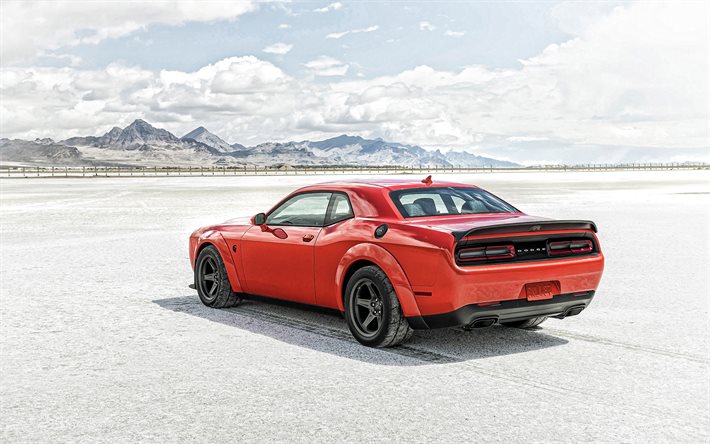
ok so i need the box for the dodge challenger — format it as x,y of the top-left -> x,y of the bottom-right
189,177 -> 604,347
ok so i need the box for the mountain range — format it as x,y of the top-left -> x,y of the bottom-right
0,119 -> 518,167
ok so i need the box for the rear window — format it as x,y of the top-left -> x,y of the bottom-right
390,187 -> 518,218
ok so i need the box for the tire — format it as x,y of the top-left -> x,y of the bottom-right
194,245 -> 241,308
500,316 -> 547,329
344,265 -> 413,348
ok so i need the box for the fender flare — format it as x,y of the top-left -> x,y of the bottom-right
196,231 -> 244,293
335,243 -> 421,318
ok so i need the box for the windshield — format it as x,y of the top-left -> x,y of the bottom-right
390,187 -> 519,218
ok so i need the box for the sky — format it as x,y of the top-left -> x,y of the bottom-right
0,0 -> 708,164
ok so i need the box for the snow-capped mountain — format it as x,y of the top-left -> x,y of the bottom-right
1,119 -> 518,167
0,138 -> 82,165
62,119 -> 184,150
250,135 -> 517,167
181,127 -> 233,153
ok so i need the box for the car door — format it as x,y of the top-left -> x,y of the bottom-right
240,192 -> 332,304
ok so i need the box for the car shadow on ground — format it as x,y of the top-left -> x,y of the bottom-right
154,295 -> 568,366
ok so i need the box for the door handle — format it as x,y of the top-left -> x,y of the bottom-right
302,234 -> 315,242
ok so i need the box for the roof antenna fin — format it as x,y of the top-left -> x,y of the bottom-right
422,175 -> 433,186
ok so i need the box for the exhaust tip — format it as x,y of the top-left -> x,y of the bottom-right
565,305 -> 585,317
466,317 -> 498,329
554,304 -> 586,319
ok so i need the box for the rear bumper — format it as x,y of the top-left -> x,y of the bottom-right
407,291 -> 595,329
410,252 -> 604,317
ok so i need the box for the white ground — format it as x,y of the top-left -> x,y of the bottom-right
1,170 -> 708,442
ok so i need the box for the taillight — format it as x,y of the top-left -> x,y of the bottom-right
458,245 -> 515,262
548,240 -> 593,256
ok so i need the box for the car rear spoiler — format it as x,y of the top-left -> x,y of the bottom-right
452,220 -> 598,242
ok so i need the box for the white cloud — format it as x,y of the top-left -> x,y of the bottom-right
326,26 -> 379,39
0,0 -> 256,66
1,2 -> 707,163
313,2 -> 342,13
207,57 -> 290,94
278,23 -> 291,29
419,21 -> 436,31
263,42 -> 293,55
304,56 -> 349,76
444,30 -> 465,37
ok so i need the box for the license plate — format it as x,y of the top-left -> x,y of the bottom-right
525,282 -> 556,301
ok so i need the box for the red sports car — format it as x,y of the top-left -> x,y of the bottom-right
189,177 -> 604,347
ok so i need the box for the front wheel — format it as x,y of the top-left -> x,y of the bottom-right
500,316 -> 547,329
195,245 -> 241,308
344,266 -> 413,348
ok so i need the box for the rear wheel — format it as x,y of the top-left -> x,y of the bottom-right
195,245 -> 241,308
344,266 -> 413,348
500,316 -> 547,329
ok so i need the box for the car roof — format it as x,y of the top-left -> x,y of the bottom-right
299,177 -> 478,191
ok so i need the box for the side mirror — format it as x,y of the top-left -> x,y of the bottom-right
252,212 -> 266,225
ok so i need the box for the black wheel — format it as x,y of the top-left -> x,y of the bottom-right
344,266 -> 413,347
195,245 -> 241,308
500,316 -> 547,329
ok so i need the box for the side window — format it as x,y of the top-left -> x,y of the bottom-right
326,193 -> 354,225
266,192 -> 332,227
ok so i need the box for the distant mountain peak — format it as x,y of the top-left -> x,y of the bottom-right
181,126 -> 210,139
181,126 -> 232,153
310,134 -> 367,150
331,134 -> 364,143
128,118 -> 150,126
124,118 -> 159,133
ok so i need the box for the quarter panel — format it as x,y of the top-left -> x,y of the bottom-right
314,218 -> 373,308
377,223 -> 456,288
330,239 -> 422,318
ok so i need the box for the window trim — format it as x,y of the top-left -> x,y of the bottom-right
324,192 -> 355,226
266,191 -> 333,227
389,187 -> 520,219
265,190 -> 355,228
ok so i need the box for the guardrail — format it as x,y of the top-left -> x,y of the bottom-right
0,163 -> 707,178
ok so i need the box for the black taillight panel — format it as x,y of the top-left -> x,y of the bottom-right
548,239 -> 593,256
458,245 -> 516,263
456,233 -> 597,266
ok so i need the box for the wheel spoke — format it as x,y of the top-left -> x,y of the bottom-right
203,273 -> 216,281
355,297 -> 371,308
362,312 -> 376,329
207,282 -> 218,295
364,281 -> 377,297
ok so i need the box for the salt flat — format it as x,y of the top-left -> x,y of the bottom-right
1,170 -> 708,442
